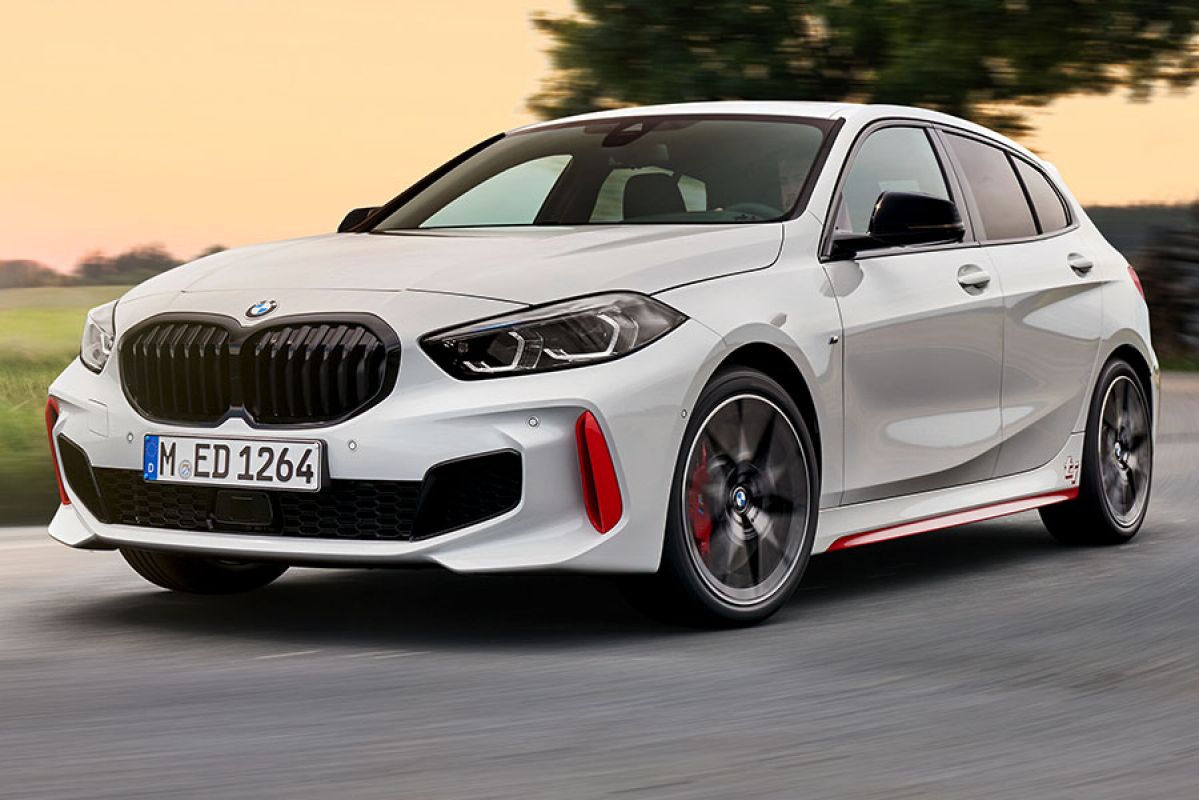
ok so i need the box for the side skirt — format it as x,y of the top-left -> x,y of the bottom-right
813,432 -> 1083,554
826,489 -> 1077,551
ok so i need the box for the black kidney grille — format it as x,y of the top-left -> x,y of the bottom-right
121,321 -> 232,423
241,323 -> 389,425
119,316 -> 398,425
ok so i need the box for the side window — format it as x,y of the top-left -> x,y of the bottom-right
591,168 -> 707,222
421,154 -> 572,228
1014,159 -> 1070,234
945,134 -> 1037,241
837,126 -> 951,235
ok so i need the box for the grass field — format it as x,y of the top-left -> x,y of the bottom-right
0,286 -> 129,523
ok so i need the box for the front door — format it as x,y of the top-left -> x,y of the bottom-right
826,125 -> 1005,504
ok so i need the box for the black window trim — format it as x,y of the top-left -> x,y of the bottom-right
1008,151 -> 1075,236
819,117 -> 979,263
934,125 -> 1079,247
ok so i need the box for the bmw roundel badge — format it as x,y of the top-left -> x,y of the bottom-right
246,299 -> 278,318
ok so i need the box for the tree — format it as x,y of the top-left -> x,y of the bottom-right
0,259 -> 62,288
195,244 -> 227,259
531,0 -> 1199,134
74,244 -> 182,285
1136,203 -> 1199,361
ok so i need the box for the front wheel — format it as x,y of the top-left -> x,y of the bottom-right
631,368 -> 819,626
121,548 -> 288,594
1040,358 -> 1153,545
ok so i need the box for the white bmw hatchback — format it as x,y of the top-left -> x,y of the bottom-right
48,101 -> 1156,625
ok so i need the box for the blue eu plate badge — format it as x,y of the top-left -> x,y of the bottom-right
143,435 -> 160,481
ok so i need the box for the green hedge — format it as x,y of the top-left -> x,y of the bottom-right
0,287 -> 128,524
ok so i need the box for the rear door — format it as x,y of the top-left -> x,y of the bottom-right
825,124 -> 1005,504
940,131 -> 1102,477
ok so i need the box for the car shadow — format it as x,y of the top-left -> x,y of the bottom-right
54,516 -> 1072,651
797,517 -> 1064,608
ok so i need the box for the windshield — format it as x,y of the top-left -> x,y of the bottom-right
371,116 -> 831,230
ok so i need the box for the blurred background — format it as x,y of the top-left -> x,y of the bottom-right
2,0 -> 1197,527
4,4 -> 1199,798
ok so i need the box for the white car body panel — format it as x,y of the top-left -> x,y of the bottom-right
827,245 -> 1006,504
126,224 -> 783,305
47,100 -> 1158,576
987,231 -> 1104,476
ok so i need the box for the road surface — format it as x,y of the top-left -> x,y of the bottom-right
2,375 -> 1198,798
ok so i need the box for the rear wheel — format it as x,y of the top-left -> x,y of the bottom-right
1040,359 -> 1152,545
628,368 -> 819,626
121,548 -> 288,594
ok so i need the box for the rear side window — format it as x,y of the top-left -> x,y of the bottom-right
1014,159 -> 1070,233
945,134 -> 1037,241
836,126 -> 951,235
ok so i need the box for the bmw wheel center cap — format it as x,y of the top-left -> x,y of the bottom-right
246,299 -> 278,318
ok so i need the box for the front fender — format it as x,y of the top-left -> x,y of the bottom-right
656,253 -> 843,507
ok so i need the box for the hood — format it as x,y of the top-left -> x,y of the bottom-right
125,224 -> 783,306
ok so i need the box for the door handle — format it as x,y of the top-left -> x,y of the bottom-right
1068,253 -> 1094,275
957,264 -> 991,293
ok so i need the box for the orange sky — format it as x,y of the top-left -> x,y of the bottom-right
2,0 -> 1197,270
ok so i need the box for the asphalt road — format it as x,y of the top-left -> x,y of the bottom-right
3,376 -> 1199,799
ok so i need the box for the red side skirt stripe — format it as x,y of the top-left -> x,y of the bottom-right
827,488 -> 1079,552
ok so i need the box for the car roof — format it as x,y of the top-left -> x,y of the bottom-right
512,100 -> 1038,162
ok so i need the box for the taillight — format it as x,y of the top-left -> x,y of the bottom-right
45,397 -> 70,505
1128,265 -> 1145,300
575,411 -> 622,533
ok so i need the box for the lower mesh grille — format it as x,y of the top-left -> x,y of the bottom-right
58,436 -> 521,542
93,469 -> 424,540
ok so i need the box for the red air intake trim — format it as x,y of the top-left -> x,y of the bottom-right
575,411 -> 623,533
45,397 -> 70,506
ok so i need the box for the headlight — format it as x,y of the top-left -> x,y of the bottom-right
80,300 -> 117,373
422,292 -> 686,379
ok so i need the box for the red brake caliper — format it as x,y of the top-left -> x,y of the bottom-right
687,442 -> 713,557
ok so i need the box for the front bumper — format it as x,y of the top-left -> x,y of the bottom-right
47,317 -> 722,573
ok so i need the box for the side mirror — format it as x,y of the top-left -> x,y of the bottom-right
338,206 -> 379,233
831,192 -> 965,258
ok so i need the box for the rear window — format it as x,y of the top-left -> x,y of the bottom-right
1014,159 -> 1070,234
945,134 -> 1037,241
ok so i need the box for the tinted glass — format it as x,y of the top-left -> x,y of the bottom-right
837,127 -> 950,235
590,168 -> 707,222
423,155 -> 572,228
945,134 -> 1037,241
1014,159 -> 1070,233
373,117 -> 828,229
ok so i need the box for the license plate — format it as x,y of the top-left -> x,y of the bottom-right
143,435 -> 322,492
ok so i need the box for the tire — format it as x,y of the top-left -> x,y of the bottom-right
628,367 -> 820,627
120,548 -> 288,594
1040,358 -> 1153,545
